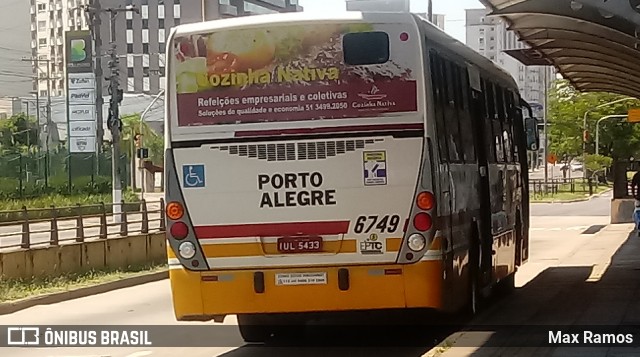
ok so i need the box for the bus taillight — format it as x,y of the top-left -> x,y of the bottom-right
413,212 -> 432,231
170,221 -> 189,240
166,201 -> 185,220
416,192 -> 435,210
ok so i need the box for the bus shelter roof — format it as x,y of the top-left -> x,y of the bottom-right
480,0 -> 640,98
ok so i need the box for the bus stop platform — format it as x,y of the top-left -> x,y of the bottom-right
426,223 -> 640,357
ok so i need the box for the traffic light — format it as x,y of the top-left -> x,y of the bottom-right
134,133 -> 142,147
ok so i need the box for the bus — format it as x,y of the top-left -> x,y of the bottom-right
164,10 -> 539,342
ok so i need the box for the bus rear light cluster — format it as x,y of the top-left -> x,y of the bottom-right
405,191 -> 435,254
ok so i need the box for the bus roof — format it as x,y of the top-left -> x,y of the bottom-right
170,10 -> 519,95
413,14 -> 519,91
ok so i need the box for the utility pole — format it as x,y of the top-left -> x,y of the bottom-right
428,0 -> 433,23
84,0 -> 105,154
104,5 -> 139,222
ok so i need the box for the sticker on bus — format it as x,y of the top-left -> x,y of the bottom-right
172,23 -> 418,127
359,233 -> 384,255
363,151 -> 388,186
182,165 -> 205,188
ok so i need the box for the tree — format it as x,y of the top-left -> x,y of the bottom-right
548,79 -> 640,162
120,113 -> 164,165
0,113 -> 38,151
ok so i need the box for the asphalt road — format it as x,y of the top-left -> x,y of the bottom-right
530,189 -> 612,217
0,200 -> 611,357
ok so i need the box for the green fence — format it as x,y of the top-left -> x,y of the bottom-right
0,150 -> 130,199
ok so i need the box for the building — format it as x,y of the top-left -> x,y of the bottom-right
29,0 -> 302,98
30,0 -> 90,99
465,8 -> 554,107
466,8 -> 553,169
94,0 -> 302,96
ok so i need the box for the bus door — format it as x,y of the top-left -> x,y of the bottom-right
467,68 -> 493,288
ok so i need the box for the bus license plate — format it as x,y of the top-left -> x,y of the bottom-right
277,236 -> 323,253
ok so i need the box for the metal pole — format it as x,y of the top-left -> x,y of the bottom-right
86,0 -> 104,174
596,115 -> 628,156
46,59 -> 51,173
105,6 -> 138,223
139,89 -> 164,200
428,0 -> 433,22
543,68 -> 549,187
108,10 -> 123,223
582,97 -> 635,178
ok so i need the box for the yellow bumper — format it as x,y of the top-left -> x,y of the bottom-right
169,261 -> 444,320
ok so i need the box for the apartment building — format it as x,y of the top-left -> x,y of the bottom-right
30,0 -> 90,98
465,8 -> 554,108
30,0 -> 302,97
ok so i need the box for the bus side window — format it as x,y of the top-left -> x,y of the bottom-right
490,82 -> 505,163
482,79 -> 497,163
458,66 -> 476,163
504,90 -> 517,163
496,86 -> 510,163
443,59 -> 463,162
429,50 -> 449,163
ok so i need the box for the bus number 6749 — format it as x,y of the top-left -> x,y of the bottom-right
354,215 -> 401,234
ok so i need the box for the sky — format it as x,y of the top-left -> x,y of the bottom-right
297,0 -> 485,43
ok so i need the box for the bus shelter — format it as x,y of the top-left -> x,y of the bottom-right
481,0 -> 640,222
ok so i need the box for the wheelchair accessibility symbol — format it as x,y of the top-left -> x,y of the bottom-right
182,165 -> 205,188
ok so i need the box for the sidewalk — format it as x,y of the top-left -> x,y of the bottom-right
429,223 -> 640,357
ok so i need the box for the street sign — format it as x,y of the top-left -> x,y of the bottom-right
628,108 -> 640,123
547,153 -> 557,164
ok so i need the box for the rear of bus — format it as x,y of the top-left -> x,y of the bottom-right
164,12 -> 442,322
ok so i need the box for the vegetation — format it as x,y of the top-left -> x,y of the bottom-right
0,113 -> 38,152
0,263 -> 167,303
0,191 -> 140,223
120,113 -> 164,166
548,80 -> 640,171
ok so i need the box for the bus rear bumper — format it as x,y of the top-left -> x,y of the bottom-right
169,261 -> 444,320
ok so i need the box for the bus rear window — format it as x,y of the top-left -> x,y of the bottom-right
343,31 -> 390,65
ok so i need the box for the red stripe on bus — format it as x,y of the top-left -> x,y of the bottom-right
234,123 -> 424,137
194,221 -> 351,239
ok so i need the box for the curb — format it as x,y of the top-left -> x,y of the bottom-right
422,331 -> 466,357
0,270 -> 168,315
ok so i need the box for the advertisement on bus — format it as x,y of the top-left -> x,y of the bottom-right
173,22 -> 418,126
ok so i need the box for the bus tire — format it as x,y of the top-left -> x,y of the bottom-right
237,314 -> 273,343
497,273 -> 516,296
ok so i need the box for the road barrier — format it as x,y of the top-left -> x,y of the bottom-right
0,200 -> 168,280
0,199 -> 165,250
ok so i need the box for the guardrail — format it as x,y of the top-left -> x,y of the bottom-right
0,199 -> 166,250
529,178 -> 598,196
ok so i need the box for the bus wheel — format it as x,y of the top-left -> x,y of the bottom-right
237,314 -> 273,343
497,273 -> 516,296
